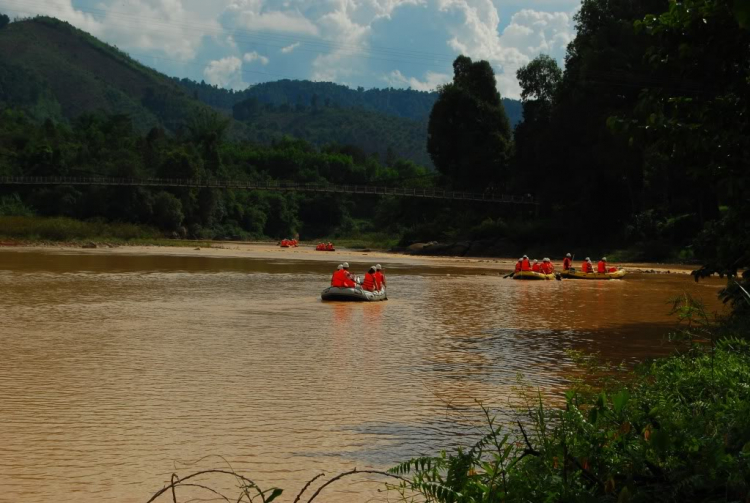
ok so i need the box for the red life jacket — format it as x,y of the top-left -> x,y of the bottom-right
362,272 -> 377,291
609,267 -> 618,273
532,263 -> 541,272
597,261 -> 607,273
541,263 -> 553,274
521,258 -> 531,271
563,258 -> 572,270
374,271 -> 385,288
331,270 -> 342,287
582,261 -> 593,273
515,262 -> 522,272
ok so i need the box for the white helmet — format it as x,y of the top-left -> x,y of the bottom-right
566,253 -> 572,258
342,262 -> 350,268
544,258 -> 550,262
337,264 -> 343,270
376,264 -> 382,270
533,259 -> 538,263
523,255 -> 529,259
602,257 -> 607,261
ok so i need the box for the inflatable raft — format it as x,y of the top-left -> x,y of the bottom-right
560,268 -> 627,280
321,286 -> 387,302
513,270 -> 555,280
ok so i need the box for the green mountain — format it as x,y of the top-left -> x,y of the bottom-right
176,78 -> 523,126
0,15 -> 521,169
177,79 -> 522,168
0,16 -> 248,138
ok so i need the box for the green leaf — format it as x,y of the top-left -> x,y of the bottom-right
612,390 -> 630,414
589,407 -> 599,425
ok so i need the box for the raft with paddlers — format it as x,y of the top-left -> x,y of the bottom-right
321,286 -> 387,302
316,242 -> 335,251
513,270 -> 555,280
280,239 -> 298,248
559,268 -> 627,280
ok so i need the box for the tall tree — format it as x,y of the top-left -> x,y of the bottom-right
614,0 -> 750,309
0,13 -> 9,29
427,56 -> 512,191
513,55 -> 562,199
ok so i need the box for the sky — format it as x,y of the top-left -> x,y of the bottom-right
0,0 -> 582,99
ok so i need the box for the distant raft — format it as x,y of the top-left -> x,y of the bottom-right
560,269 -> 627,280
513,270 -> 556,280
321,286 -> 387,302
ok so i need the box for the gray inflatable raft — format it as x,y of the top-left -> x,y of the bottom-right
321,286 -> 387,302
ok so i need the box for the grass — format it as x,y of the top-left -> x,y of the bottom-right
0,215 -> 159,242
315,232 -> 400,250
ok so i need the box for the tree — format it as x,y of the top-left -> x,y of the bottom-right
152,191 -> 184,231
615,0 -> 750,306
0,13 -> 9,30
427,56 -> 512,190
516,55 -> 561,105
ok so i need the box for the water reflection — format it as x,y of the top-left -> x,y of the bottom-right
0,249 -> 725,502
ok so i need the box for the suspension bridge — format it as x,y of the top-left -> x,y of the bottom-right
0,176 -> 537,205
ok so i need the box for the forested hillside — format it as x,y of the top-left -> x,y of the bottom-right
232,105 -> 432,168
0,16 -> 250,139
175,78 -> 523,127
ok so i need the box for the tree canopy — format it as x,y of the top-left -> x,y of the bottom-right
427,56 -> 513,191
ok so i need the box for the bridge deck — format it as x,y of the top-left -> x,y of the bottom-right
0,176 -> 537,205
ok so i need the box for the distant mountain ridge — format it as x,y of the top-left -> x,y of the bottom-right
0,15 -> 522,169
0,16 -> 251,139
175,78 -> 523,126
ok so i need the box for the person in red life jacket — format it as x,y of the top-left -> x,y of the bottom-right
521,255 -> 531,271
532,259 -> 541,272
375,264 -> 386,290
581,257 -> 594,273
514,259 -> 522,273
331,264 -> 344,286
598,257 -> 609,273
361,266 -> 379,291
563,253 -> 572,271
541,258 -> 554,274
326,242 -> 334,251
341,262 -> 356,287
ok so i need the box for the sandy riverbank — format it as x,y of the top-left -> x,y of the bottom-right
0,240 -> 699,275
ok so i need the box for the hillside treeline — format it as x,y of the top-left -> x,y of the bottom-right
0,108 -> 438,240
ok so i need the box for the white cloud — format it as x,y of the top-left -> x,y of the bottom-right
281,42 -> 300,54
203,56 -> 246,89
222,0 -> 319,35
244,51 -> 269,65
429,0 -> 574,97
0,0 -> 581,95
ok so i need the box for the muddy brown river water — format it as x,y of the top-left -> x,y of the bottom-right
0,246 -> 726,502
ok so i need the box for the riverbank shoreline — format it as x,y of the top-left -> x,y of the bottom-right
0,239 -> 700,275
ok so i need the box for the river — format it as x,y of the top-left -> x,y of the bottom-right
0,245 -> 726,503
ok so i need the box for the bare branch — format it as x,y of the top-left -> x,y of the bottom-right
306,469 -> 410,503
293,473 -> 325,503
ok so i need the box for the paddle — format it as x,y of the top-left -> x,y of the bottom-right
503,271 -> 515,279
